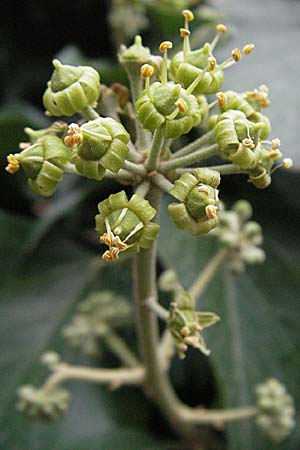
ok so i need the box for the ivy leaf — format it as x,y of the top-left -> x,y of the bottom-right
158,173 -> 300,450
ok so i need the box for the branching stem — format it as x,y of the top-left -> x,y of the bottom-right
146,126 -> 165,171
81,106 -> 100,120
171,130 -> 216,159
160,144 -> 219,172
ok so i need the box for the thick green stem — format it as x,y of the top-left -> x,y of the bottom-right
123,160 -> 147,177
146,126 -> 165,171
133,187 -> 201,443
206,163 -> 243,175
172,130 -> 216,159
81,106 -> 100,120
160,144 -> 219,172
189,248 -> 229,302
150,173 -> 174,193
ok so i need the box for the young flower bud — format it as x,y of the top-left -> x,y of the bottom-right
168,289 -> 220,359
255,378 -> 295,442
17,385 -> 70,421
6,135 -> 70,196
43,60 -> 101,116
69,118 -> 130,180
168,169 -> 220,236
95,191 -> 160,260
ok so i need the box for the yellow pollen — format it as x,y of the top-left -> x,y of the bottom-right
64,123 -> 83,147
205,204 -> 218,219
159,41 -> 173,53
5,154 -> 20,174
175,98 -> 187,113
181,9 -> 194,22
208,56 -> 217,71
243,43 -> 255,55
232,48 -> 241,62
140,64 -> 154,79
259,97 -> 270,108
216,23 -> 227,33
180,28 -> 190,38
102,247 -> 120,262
217,92 -> 227,107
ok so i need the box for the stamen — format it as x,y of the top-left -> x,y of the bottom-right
242,138 -> 255,149
175,98 -> 187,113
232,48 -> 241,62
5,154 -> 20,174
211,23 -> 228,51
64,123 -> 83,147
205,204 -> 218,219
198,183 -> 210,195
102,247 -> 120,262
271,138 -> 281,149
159,41 -> 173,85
140,64 -> 154,79
243,43 -> 255,55
19,142 -> 30,150
180,28 -> 191,61
123,221 -> 144,243
208,56 -> 216,71
283,158 -> 293,169
217,92 -> 227,107
180,326 -> 190,337
184,336 -> 199,348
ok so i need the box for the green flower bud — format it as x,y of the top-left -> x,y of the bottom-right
219,90 -> 256,118
10,135 -> 69,196
168,289 -> 220,359
170,43 -> 224,95
168,169 -> 220,236
68,118 -> 129,180
95,191 -> 160,261
43,59 -> 101,116
255,378 -> 295,442
136,81 -> 203,138
63,291 -> 131,356
119,35 -> 151,67
25,121 -> 68,143
17,385 -> 70,421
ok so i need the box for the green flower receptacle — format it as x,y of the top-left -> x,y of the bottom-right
43,60 -> 101,116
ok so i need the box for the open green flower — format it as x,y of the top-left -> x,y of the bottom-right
95,191 -> 160,260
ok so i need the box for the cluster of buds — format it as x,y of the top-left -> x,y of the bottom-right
168,168 -> 220,235
213,200 -> 265,273
62,291 -> 131,356
255,378 -> 295,442
17,384 -> 70,421
43,59 -> 101,116
95,191 -> 160,261
65,117 -> 130,180
5,134 -> 70,196
168,289 -> 220,359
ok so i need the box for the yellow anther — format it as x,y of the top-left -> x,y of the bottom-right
208,56 -> 217,71
259,84 -> 269,94
112,235 -> 128,251
181,9 -> 194,22
64,123 -> 83,147
5,154 -> 20,174
100,231 -> 114,247
259,96 -> 270,108
243,43 -> 255,55
283,158 -> 293,169
159,41 -> 173,53
242,138 -> 255,149
271,138 -> 281,149
180,326 -> 190,337
216,91 -> 227,107
140,63 -> 154,79
232,48 -> 241,62
198,183 -> 210,195
180,28 -> 190,38
175,98 -> 187,113
269,149 -> 282,159
102,247 -> 120,262
183,336 -> 199,348
205,204 -> 218,219
216,23 -> 227,33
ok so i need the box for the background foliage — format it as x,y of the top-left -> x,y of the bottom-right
0,0 -> 299,449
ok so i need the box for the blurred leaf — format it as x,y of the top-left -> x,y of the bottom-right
0,103 -> 49,154
0,210 -> 169,450
158,172 -> 300,450
217,0 -> 300,163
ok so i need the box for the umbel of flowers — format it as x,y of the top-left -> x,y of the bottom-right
4,8 -> 295,445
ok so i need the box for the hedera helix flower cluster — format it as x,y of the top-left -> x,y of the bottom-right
8,9 -> 295,445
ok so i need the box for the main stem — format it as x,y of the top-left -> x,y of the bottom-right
133,187 -> 201,444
